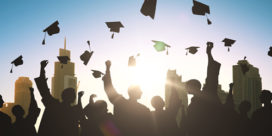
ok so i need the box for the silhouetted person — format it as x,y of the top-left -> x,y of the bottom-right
34,60 -> 82,136
81,94 -> 119,136
222,83 -> 239,136
0,94 -> 12,136
185,43 -> 223,136
251,90 -> 272,136
102,60 -> 152,136
11,87 -> 40,136
151,88 -> 180,136
237,100 -> 252,136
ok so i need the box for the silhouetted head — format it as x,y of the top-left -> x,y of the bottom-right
239,101 -> 251,114
260,90 -> 272,104
0,95 -> 4,108
61,88 -> 76,104
128,85 -> 142,101
12,105 -> 25,118
151,96 -> 165,111
186,79 -> 201,95
95,100 -> 108,113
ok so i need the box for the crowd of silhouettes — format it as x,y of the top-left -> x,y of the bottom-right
1,42 -> 272,136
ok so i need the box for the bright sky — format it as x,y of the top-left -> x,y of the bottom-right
1,0 -> 272,128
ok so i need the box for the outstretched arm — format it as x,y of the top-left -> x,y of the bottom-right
27,87 -> 41,124
34,60 -> 52,101
102,60 -> 120,104
225,83 -> 234,108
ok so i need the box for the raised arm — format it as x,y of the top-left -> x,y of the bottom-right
27,87 -> 41,124
102,60 -> 120,103
225,83 -> 234,108
206,42 -> 214,62
77,91 -> 84,109
34,60 -> 52,100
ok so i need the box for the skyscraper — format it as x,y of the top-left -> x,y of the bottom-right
233,59 -> 262,116
14,77 -> 33,116
165,70 -> 188,127
51,38 -> 77,102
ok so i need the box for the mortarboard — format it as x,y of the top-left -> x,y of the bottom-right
192,0 -> 212,25
140,0 -> 157,19
186,46 -> 200,55
128,53 -> 140,67
222,38 -> 236,52
42,20 -> 60,45
10,55 -> 23,73
152,40 -> 171,55
57,56 -> 70,68
80,41 -> 94,65
268,46 -> 272,57
105,21 -> 124,39
91,70 -> 104,78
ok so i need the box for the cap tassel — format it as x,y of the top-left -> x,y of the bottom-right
186,51 -> 188,56
10,64 -> 13,73
42,32 -> 46,45
228,47 -> 230,52
111,33 -> 114,39
166,47 -> 169,55
206,15 -> 212,25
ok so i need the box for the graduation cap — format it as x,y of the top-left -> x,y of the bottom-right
268,46 -> 272,57
10,55 -> 23,73
186,46 -> 199,55
128,54 -> 140,67
42,20 -> 60,45
91,70 -> 104,78
222,38 -> 236,52
152,40 -> 171,55
140,0 -> 157,19
105,21 -> 124,39
192,0 -> 212,25
80,41 -> 94,65
57,56 -> 70,68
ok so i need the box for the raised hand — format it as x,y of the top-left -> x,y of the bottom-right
78,91 -> 84,98
105,60 -> 111,69
41,60 -> 48,69
229,83 -> 234,93
90,94 -> 97,99
206,42 -> 214,54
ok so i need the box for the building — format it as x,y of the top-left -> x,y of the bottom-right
165,70 -> 188,127
51,38 -> 77,103
0,77 -> 33,122
233,60 -> 262,116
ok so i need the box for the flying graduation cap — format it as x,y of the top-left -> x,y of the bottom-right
152,40 -> 171,55
10,55 -> 23,73
140,0 -> 157,19
268,46 -> 272,57
57,56 -> 70,68
91,70 -> 104,78
42,20 -> 60,45
186,46 -> 200,55
192,0 -> 212,25
222,38 -> 236,52
128,53 -> 140,67
80,41 -> 94,65
105,21 -> 124,39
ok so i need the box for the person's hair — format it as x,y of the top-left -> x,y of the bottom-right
151,96 -> 165,110
239,101 -> 251,114
128,85 -> 142,99
12,105 -> 25,117
61,88 -> 76,103
186,79 -> 201,94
